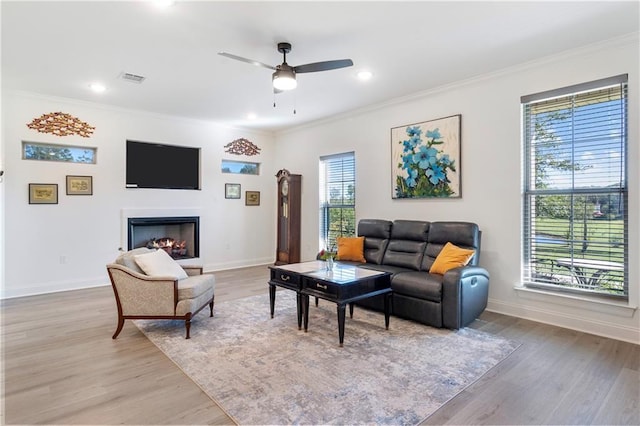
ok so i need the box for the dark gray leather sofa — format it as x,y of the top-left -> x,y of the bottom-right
349,219 -> 489,329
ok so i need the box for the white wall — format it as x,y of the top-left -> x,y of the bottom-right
273,35 -> 640,343
2,34 -> 638,343
1,92 -> 277,298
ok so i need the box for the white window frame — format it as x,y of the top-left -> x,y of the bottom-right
521,74 -> 628,300
319,152 -> 356,251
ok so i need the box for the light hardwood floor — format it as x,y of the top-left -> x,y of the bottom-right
2,265 -> 638,425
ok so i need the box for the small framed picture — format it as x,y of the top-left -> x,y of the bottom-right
225,183 -> 241,199
29,183 -> 58,204
245,191 -> 260,206
66,175 -> 93,195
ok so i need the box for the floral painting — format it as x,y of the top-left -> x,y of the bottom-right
391,114 -> 461,199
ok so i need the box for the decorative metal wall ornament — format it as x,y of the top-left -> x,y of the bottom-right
224,138 -> 261,156
27,112 -> 95,138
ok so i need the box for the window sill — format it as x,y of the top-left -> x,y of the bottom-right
514,285 -> 637,318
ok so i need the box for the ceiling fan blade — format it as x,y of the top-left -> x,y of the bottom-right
293,59 -> 354,73
218,52 -> 276,70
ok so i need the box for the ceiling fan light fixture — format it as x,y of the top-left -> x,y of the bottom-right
220,42 -> 353,93
272,69 -> 297,91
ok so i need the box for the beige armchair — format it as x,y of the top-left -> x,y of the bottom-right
107,248 -> 215,339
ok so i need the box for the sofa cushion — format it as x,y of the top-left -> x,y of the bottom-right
390,220 -> 430,241
358,219 -> 392,264
360,263 -> 416,276
429,242 -> 475,275
362,238 -> 388,264
383,240 -> 427,270
357,219 -> 392,239
391,271 -> 442,303
115,247 -> 155,274
177,273 -> 215,300
134,249 -> 188,280
422,222 -> 480,271
336,236 -> 366,262
381,220 -> 430,270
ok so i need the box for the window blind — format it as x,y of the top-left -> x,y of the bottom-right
319,152 -> 356,251
522,75 -> 628,298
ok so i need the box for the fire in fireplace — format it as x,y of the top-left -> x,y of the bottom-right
147,237 -> 188,257
128,216 -> 199,259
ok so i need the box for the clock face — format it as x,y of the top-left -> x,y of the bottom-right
281,179 -> 289,196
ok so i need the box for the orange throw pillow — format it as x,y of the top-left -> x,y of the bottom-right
335,236 -> 366,263
429,242 -> 475,275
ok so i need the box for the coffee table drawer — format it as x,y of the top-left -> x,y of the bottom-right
270,269 -> 300,286
304,278 -> 339,297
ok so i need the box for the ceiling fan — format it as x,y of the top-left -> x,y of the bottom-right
218,42 -> 353,93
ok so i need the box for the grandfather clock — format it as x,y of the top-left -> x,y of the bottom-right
275,169 -> 301,265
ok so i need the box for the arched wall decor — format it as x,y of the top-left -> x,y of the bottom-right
224,138 -> 261,156
27,112 -> 95,138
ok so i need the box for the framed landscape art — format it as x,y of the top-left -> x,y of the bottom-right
29,183 -> 58,204
66,175 -> 93,195
391,114 -> 461,199
225,183 -> 241,199
245,191 -> 260,206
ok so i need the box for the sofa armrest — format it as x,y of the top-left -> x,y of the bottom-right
107,263 -> 178,315
181,265 -> 203,276
441,266 -> 490,329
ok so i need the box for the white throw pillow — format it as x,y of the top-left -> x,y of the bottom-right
134,249 -> 188,280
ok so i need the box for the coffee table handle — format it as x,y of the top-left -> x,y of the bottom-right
280,274 -> 290,281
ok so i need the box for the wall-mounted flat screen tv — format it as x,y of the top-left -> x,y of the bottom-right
126,140 -> 200,190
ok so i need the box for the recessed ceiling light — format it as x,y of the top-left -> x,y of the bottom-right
357,70 -> 373,81
152,0 -> 175,9
89,83 -> 106,93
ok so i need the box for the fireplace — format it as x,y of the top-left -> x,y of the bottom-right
127,216 -> 199,259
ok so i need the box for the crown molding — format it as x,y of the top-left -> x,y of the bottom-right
277,32 -> 639,136
3,89 -> 275,138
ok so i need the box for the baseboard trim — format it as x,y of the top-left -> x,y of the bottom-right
486,298 -> 640,345
204,257 -> 274,273
1,258 -> 275,300
1,277 -> 108,300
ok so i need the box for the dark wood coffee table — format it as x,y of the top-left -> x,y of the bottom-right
270,261 -> 391,346
268,261 -> 327,329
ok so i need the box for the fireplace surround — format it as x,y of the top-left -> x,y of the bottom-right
127,216 -> 199,259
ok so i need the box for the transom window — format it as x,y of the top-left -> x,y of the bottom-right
319,152 -> 356,251
22,141 -> 97,164
221,159 -> 260,175
521,75 -> 628,299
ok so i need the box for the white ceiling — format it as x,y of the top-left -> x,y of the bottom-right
2,1 -> 638,132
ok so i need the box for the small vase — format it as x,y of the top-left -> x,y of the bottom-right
326,257 -> 334,271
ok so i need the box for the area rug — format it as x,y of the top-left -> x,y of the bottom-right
135,291 -> 520,425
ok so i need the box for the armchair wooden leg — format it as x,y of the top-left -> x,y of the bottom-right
209,296 -> 215,317
112,316 -> 125,339
185,318 -> 191,339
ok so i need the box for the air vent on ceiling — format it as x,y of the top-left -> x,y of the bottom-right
119,72 -> 146,83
